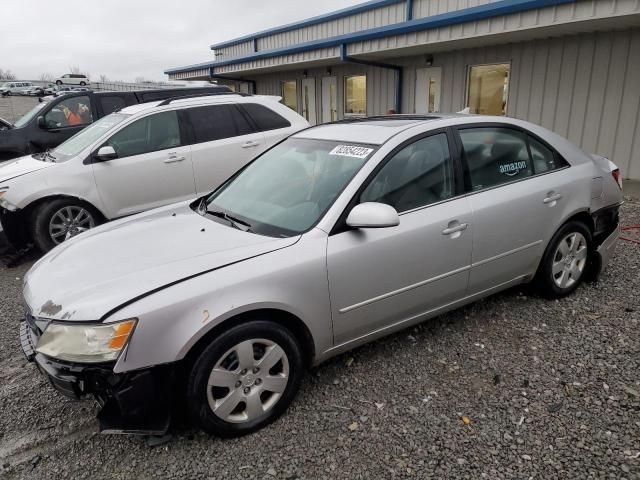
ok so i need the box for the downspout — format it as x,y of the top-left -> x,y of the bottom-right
209,68 -> 257,94
339,44 -> 403,114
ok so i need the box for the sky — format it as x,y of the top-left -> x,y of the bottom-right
0,0 -> 363,83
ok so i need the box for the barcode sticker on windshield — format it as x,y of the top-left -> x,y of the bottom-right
329,145 -> 374,159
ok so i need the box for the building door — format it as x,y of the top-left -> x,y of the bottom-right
301,78 -> 317,125
415,67 -> 442,114
321,76 -> 337,123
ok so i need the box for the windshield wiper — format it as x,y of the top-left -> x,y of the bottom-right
206,208 -> 252,231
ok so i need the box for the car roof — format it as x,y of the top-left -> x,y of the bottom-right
292,115 -> 454,145
118,94 -> 281,115
293,114 -> 558,145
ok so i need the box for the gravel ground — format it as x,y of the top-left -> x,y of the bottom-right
0,96 -> 39,124
0,198 -> 639,480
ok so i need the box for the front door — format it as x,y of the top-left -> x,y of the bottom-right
415,67 -> 442,114
321,76 -> 337,123
92,110 -> 195,218
301,78 -> 317,125
327,131 -> 472,345
38,95 -> 95,150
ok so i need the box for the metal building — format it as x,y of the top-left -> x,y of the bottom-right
165,0 -> 640,180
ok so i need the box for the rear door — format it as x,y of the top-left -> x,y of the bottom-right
92,109 -> 195,217
184,104 -> 266,194
239,102 -> 297,148
455,124 -> 573,294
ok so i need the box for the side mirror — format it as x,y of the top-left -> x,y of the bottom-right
37,116 -> 46,129
94,145 -> 117,162
346,202 -> 399,229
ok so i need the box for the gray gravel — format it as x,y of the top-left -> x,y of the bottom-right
0,198 -> 639,480
0,96 -> 39,124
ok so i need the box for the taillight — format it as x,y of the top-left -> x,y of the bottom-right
611,168 -> 622,189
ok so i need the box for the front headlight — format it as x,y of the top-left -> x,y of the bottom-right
0,190 -> 18,212
35,319 -> 137,363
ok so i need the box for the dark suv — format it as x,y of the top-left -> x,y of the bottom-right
0,86 -> 232,161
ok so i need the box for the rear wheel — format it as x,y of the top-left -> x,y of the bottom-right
186,320 -> 304,437
56,80 -> 62,85
31,199 -> 100,252
80,81 -> 86,86
535,221 -> 592,298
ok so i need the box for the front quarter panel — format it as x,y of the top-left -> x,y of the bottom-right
112,229 -> 331,373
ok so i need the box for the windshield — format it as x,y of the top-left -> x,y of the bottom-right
206,138 -> 376,237
51,113 -> 130,161
13,102 -> 47,128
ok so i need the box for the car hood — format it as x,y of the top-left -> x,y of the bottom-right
0,155 -> 52,182
24,203 -> 300,321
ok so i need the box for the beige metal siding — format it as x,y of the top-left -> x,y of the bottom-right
251,63 -> 397,121
412,0 -> 499,19
168,68 -> 210,81
257,3 -> 406,52
213,47 -> 341,75
214,40 -> 254,60
399,29 -> 640,178
350,0 -> 640,54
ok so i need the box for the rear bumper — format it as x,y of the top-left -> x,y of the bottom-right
595,225 -> 620,275
20,319 -> 175,435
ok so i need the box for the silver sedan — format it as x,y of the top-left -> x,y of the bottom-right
20,115 -> 622,437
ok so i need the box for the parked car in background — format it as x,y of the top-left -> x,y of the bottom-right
0,85 -> 233,161
17,115 -> 622,437
25,84 -> 56,97
55,74 -> 89,86
0,81 -> 34,96
0,93 -> 309,251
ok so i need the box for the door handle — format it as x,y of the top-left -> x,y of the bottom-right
164,154 -> 186,164
241,141 -> 260,148
442,223 -> 468,235
543,193 -> 562,204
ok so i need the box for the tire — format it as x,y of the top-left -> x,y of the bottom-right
80,81 -> 86,86
534,221 -> 592,298
56,80 -> 62,85
31,198 -> 101,252
186,320 -> 304,437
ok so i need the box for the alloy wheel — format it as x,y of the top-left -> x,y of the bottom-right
48,206 -> 95,244
207,338 -> 289,424
551,232 -> 588,289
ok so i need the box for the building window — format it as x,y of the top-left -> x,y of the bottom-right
466,63 -> 510,116
281,80 -> 298,111
344,75 -> 366,116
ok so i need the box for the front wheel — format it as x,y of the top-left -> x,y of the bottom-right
80,81 -> 86,86
56,80 -> 62,85
534,221 -> 592,298
31,199 -> 101,252
186,320 -> 304,437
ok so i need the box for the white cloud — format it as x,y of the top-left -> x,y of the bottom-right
0,0 -> 364,82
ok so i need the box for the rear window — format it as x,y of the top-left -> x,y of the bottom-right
240,103 -> 291,131
186,104 -> 255,143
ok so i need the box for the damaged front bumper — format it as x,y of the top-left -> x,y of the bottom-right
20,317 -> 175,435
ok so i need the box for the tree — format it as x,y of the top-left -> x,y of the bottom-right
39,73 -> 54,82
0,69 -> 17,80
98,74 -> 109,83
69,65 -> 82,74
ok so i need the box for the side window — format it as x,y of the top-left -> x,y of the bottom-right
100,96 -> 127,115
187,105 -> 255,143
44,95 -> 93,128
241,103 -> 291,131
107,111 -> 181,158
528,136 -> 567,173
360,133 -> 455,213
459,127 -> 531,191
